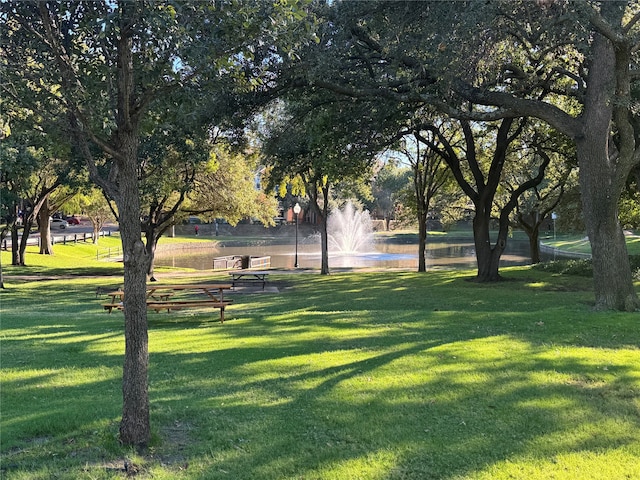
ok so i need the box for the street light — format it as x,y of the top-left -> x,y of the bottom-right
293,203 -> 301,268
551,212 -> 558,260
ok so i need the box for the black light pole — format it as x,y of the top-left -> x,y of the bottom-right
293,203 -> 301,268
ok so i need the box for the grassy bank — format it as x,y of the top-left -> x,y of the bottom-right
0,234 -> 212,277
538,232 -> 640,256
1,262 -> 639,479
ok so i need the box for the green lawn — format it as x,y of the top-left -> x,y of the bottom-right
1,248 -> 639,479
541,232 -> 640,256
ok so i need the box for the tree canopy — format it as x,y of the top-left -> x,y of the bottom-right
275,0 -> 640,310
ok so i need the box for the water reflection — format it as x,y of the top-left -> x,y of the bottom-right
154,237 -> 543,271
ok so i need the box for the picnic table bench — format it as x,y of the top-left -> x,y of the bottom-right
228,271 -> 269,290
101,284 -> 233,322
146,299 -> 233,322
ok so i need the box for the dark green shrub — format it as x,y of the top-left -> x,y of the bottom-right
630,255 -> 640,281
533,259 -> 593,277
535,255 -> 640,280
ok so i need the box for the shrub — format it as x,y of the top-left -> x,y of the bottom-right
535,255 -> 640,280
533,259 -> 593,277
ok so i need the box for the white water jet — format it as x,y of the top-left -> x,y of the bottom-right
327,202 -> 375,253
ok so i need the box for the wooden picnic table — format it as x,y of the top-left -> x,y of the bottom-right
228,271 -> 269,290
102,284 -> 233,322
146,283 -> 232,301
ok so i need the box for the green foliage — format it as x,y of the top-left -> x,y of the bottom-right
533,255 -> 640,280
369,160 -> 412,222
532,258 -> 594,277
188,142 -> 278,226
619,190 -> 640,230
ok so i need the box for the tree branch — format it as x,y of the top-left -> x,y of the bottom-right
452,80 -> 582,139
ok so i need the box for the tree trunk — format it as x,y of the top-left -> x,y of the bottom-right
578,142 -> 637,311
528,225 -> 541,265
145,235 -> 158,282
417,209 -> 428,272
17,219 -> 34,266
473,209 -> 505,282
0,227 -> 6,288
518,212 -> 543,265
11,226 -> 20,266
577,28 -> 638,311
118,138 -> 151,447
320,185 -> 330,275
320,214 -> 329,275
38,207 -> 54,255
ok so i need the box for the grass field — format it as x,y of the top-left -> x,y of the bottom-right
1,240 -> 639,479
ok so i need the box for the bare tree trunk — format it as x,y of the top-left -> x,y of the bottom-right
473,210 -> 504,282
114,5 -> 150,444
38,207 -> 54,255
11,226 -> 20,266
578,140 -> 637,310
145,235 -> 158,282
320,215 -> 329,275
577,28 -> 638,311
117,133 -> 151,447
17,219 -> 35,266
320,184 -> 330,275
417,209 -> 428,272
0,227 -> 7,289
528,226 -> 541,265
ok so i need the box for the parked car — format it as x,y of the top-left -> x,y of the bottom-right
66,216 -> 81,225
50,218 -> 69,229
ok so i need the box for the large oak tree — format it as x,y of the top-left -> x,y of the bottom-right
287,0 -> 639,310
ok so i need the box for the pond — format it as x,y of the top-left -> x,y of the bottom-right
154,235 -> 555,271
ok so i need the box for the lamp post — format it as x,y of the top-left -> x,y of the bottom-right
551,212 -> 558,260
293,203 -> 301,268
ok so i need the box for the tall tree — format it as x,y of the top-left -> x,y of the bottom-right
504,133 -> 577,264
66,187 -> 115,244
0,89 -> 80,263
393,129 -> 451,272
370,158 -> 412,231
289,0 -> 639,309
2,0 -> 309,446
263,95 -> 387,274
452,1 -> 640,310
416,117 -> 552,281
187,142 -> 279,226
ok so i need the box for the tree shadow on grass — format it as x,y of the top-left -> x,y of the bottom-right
145,332 -> 639,479
2,271 -> 638,478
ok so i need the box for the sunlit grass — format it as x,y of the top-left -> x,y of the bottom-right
542,232 -> 640,256
0,234 -> 211,276
1,268 -> 639,479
